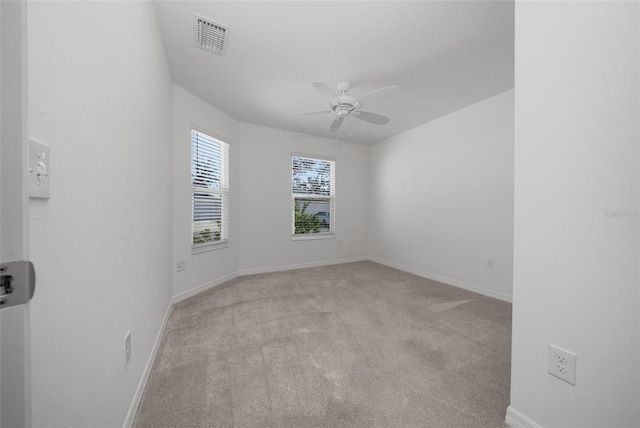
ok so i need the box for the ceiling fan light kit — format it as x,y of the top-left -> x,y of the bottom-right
336,109 -> 350,119
292,81 -> 399,134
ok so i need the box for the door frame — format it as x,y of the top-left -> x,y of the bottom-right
0,0 -> 31,426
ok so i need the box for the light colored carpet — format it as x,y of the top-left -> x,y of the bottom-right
133,261 -> 511,428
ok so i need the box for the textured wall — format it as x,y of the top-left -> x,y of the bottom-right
171,88 -> 369,295
28,2 -> 173,426
369,90 -> 514,301
236,123 -> 369,273
510,2 -> 639,426
171,84 -> 239,298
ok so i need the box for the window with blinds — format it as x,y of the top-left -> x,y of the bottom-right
191,129 -> 229,249
292,155 -> 335,236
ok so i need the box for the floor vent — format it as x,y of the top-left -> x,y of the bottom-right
193,14 -> 229,55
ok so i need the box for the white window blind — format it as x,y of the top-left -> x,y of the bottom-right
292,155 -> 335,236
191,130 -> 229,248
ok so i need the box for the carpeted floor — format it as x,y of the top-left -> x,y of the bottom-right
133,261 -> 511,428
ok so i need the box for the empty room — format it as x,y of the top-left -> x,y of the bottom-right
0,1 -> 638,428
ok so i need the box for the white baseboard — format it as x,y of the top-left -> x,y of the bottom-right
172,271 -> 239,304
237,256 -> 367,276
368,257 -> 512,303
122,300 -> 174,428
505,406 -> 542,428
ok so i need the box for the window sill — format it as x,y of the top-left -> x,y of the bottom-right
192,240 -> 229,254
292,233 -> 335,241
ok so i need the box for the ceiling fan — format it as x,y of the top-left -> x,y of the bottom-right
291,81 -> 400,133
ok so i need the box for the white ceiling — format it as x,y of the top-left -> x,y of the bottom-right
153,1 -> 514,145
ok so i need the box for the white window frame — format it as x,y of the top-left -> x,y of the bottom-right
191,128 -> 230,253
291,154 -> 335,240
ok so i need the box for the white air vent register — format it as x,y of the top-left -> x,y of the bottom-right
193,14 -> 230,55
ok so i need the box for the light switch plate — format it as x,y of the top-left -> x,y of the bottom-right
29,139 -> 50,199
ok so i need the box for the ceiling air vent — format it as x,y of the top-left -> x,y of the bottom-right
193,14 -> 230,55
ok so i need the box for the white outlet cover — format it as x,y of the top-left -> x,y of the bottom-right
29,139 -> 50,199
548,344 -> 577,385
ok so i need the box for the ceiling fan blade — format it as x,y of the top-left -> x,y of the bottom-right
355,85 -> 400,107
289,110 -> 332,116
312,81 -> 341,102
352,111 -> 391,125
328,116 -> 344,133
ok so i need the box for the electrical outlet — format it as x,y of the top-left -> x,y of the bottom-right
176,260 -> 186,272
555,353 -> 568,365
486,259 -> 495,270
338,241 -> 343,248
125,331 -> 131,367
548,344 -> 577,385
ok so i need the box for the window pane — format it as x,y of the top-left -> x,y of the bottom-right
292,157 -> 332,196
294,197 -> 331,234
191,129 -> 229,249
193,192 -> 222,244
192,131 -> 224,190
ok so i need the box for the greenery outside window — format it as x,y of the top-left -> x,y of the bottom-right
292,155 -> 335,237
191,129 -> 229,249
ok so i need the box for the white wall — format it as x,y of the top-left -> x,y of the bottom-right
236,123 -> 369,273
28,2 -> 173,427
172,84 -> 239,298
509,2 -> 639,427
369,90 -> 514,301
171,92 -> 369,290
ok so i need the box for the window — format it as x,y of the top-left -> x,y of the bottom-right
292,155 -> 335,237
191,129 -> 229,249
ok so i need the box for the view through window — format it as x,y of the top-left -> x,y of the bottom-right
292,155 -> 335,236
191,129 -> 229,248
